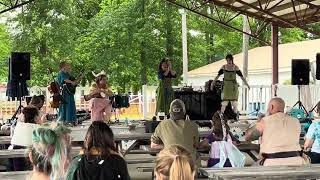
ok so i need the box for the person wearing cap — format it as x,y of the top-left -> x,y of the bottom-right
151,99 -> 199,162
212,54 -> 250,120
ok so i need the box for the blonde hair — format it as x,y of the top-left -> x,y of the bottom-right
155,145 -> 196,180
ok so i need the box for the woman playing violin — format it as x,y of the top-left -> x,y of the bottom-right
88,71 -> 113,122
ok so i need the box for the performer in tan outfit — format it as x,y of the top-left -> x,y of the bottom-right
84,71 -> 113,122
245,97 -> 308,166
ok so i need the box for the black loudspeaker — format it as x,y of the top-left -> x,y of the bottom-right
10,52 -> 31,81
291,59 -> 309,85
316,53 -> 320,80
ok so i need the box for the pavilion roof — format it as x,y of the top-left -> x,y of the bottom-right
166,0 -> 320,44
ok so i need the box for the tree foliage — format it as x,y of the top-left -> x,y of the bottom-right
0,24 -> 11,82
0,0 -> 318,91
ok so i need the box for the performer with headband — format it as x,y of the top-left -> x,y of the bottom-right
212,54 -> 250,120
156,58 -> 176,117
85,71 -> 113,122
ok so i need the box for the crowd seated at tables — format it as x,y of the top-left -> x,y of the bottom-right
2,97 -> 320,180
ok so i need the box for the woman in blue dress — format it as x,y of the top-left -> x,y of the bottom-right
57,62 -> 77,125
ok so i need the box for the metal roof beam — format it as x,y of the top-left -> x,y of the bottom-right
238,0 -> 271,10
234,0 -> 320,35
0,0 -> 35,14
295,0 -> 320,10
280,7 -> 318,20
165,0 -> 270,45
208,0 -> 271,22
268,0 -> 301,13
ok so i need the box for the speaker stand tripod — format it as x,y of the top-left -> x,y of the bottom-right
10,81 -> 24,125
292,85 -> 308,115
248,87 -> 263,117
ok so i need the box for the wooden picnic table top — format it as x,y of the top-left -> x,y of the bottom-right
0,146 -> 82,158
0,130 -> 211,145
139,142 -> 259,154
0,171 -> 31,180
200,164 -> 320,180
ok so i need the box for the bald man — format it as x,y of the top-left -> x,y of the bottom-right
245,98 -> 308,166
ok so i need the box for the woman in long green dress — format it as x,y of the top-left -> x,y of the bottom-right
57,62 -> 77,125
213,54 -> 250,117
156,58 -> 176,116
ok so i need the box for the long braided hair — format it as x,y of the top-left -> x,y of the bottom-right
211,112 -> 231,141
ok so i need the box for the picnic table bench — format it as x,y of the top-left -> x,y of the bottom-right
137,143 -> 260,161
200,164 -> 320,180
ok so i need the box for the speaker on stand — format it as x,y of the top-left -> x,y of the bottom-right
316,53 -> 320,80
6,52 -> 31,123
309,53 -> 320,116
291,59 -> 309,115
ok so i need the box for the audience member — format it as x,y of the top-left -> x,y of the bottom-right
245,97 -> 308,166
155,145 -> 196,180
29,127 -> 70,180
28,95 -> 47,122
67,121 -> 130,180
8,106 -> 42,171
304,102 -> 320,163
198,111 -> 244,167
151,99 -> 199,163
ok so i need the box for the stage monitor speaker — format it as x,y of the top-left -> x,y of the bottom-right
10,52 -> 30,81
291,59 -> 309,85
316,53 -> 320,80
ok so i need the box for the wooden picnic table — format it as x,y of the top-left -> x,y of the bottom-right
0,146 -> 82,158
0,131 -> 212,158
199,164 -> 320,180
0,171 -> 31,180
137,142 -> 260,161
0,130 -> 211,145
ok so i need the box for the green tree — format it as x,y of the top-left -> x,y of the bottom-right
0,23 -> 12,82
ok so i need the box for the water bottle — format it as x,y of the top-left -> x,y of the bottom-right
125,117 -> 129,126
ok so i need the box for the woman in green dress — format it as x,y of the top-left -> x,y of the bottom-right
213,54 -> 250,117
156,58 -> 176,116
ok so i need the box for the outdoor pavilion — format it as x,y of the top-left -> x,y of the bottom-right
1,0 -> 319,85
165,0 -> 320,85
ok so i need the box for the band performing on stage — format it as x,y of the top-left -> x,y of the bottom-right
155,54 -> 250,121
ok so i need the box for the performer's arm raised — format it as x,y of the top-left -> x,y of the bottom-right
167,61 -> 176,76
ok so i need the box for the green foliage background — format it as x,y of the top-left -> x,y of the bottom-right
0,0 -> 317,92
